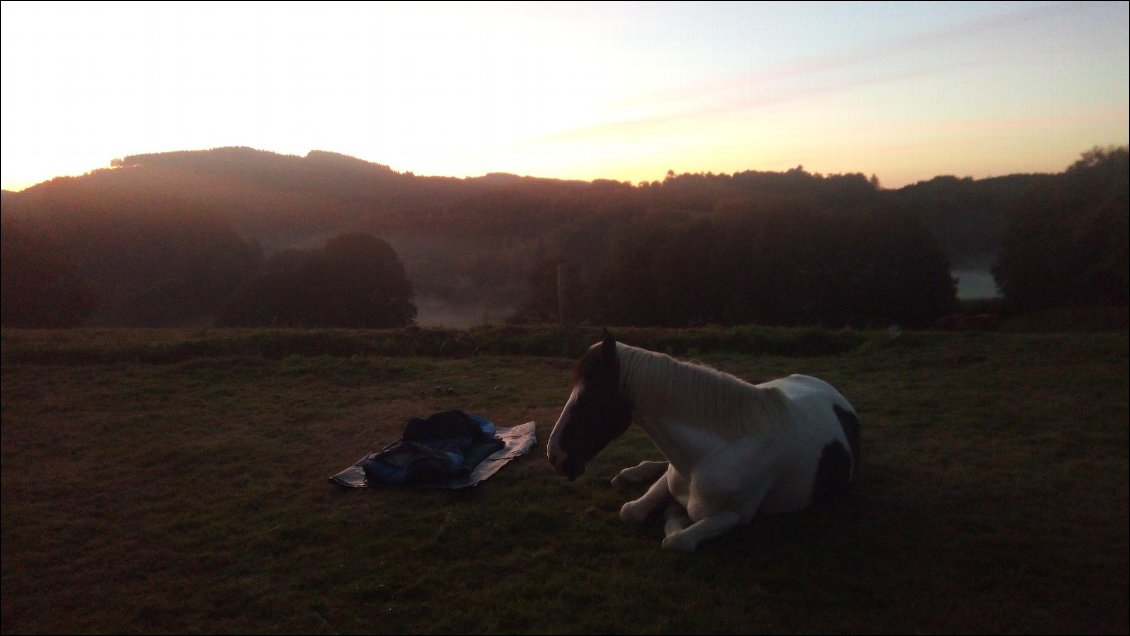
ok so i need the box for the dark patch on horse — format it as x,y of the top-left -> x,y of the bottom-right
557,336 -> 633,476
810,440 -> 851,508
572,344 -> 603,384
833,404 -> 861,476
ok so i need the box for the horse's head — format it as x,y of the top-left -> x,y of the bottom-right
547,331 -> 633,480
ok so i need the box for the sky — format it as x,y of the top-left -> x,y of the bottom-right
1,1 -> 1127,192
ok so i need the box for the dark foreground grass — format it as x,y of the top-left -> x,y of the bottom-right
2,329 -> 1127,634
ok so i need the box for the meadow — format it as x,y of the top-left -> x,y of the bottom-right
2,326 -> 1127,634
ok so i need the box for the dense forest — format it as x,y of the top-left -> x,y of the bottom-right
217,232 -> 415,328
2,146 -> 1126,328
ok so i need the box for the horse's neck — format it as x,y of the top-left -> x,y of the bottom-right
631,409 -> 717,474
618,345 -> 784,472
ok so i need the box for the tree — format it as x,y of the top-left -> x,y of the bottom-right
584,195 -> 955,328
994,147 -> 1128,310
218,232 -> 416,327
1,221 -> 97,327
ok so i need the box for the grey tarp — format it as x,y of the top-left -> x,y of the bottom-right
329,421 -> 537,489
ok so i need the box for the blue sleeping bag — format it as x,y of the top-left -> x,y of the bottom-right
361,410 -> 504,486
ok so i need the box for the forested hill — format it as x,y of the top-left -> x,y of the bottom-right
2,146 -> 1120,328
8,147 -> 579,246
0,148 -> 604,325
5,146 -> 1041,256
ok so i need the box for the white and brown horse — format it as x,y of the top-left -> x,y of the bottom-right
547,332 -> 860,552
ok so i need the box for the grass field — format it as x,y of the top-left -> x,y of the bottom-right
2,327 -> 1127,634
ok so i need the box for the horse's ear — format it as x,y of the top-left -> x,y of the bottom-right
601,329 -> 616,356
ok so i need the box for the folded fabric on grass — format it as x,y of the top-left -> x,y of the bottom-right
330,410 -> 536,489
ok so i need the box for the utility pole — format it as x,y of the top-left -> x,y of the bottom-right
557,262 -> 575,324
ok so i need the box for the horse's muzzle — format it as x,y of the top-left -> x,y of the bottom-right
562,456 -> 585,481
548,444 -> 585,481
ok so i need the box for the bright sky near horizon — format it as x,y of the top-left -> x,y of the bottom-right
1,1 -> 1127,192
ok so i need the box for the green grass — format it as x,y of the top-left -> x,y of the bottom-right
0,324 -> 866,364
2,328 -> 1127,633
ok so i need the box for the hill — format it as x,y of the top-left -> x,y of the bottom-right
4,148 -> 588,325
0,147 -> 1074,326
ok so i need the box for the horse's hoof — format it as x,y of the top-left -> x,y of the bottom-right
619,501 -> 649,524
661,533 -> 697,552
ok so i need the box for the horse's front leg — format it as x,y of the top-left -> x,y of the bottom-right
619,474 -> 671,523
610,460 -> 669,488
661,509 -> 741,552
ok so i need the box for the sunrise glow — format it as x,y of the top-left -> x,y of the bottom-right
2,1 -> 1127,191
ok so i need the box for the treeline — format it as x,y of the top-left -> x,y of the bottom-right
515,171 -> 955,327
892,172 -> 1052,267
217,232 -> 415,328
994,147 -> 1128,311
2,187 -> 260,327
1,146 -> 1125,329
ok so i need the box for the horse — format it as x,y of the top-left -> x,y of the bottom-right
547,332 -> 860,552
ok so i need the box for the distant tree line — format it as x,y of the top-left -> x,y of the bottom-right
1,186 -> 260,327
218,232 -> 415,328
513,171 -> 955,327
0,175 -> 415,328
891,172 -> 1051,266
1,219 -> 97,327
994,147 -> 1128,311
1,146 -> 1124,329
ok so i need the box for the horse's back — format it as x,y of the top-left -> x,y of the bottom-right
756,374 -> 849,407
756,374 -> 850,428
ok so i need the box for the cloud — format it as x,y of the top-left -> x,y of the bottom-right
526,2 -> 1094,147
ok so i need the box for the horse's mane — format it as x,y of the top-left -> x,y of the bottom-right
616,344 -> 788,439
